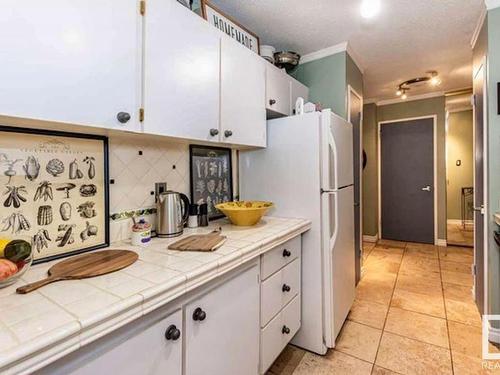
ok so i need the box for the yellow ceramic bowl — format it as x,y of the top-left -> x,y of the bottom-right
215,201 -> 274,226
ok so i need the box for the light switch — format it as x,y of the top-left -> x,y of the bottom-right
456,160 -> 461,166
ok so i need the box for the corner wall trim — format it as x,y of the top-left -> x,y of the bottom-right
363,234 -> 378,243
436,239 -> 447,247
300,42 -> 348,64
485,0 -> 500,10
471,8 -> 487,49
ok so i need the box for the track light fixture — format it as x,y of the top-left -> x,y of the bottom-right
395,71 -> 440,99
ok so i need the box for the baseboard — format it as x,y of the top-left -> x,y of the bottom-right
436,239 -> 447,246
489,324 -> 500,344
363,234 -> 378,243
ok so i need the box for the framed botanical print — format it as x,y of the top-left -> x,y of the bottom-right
0,126 -> 109,264
189,145 -> 232,220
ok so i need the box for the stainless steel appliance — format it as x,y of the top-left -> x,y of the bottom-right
157,191 -> 190,237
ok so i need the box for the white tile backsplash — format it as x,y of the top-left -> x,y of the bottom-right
108,134 -> 190,242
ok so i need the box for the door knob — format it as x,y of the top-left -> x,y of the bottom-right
282,249 -> 291,257
282,284 -> 291,292
224,130 -> 233,138
209,128 -> 219,136
269,99 -> 276,105
117,112 -> 131,124
282,325 -> 291,334
165,325 -> 181,341
421,186 -> 431,192
474,205 -> 484,214
192,307 -> 207,321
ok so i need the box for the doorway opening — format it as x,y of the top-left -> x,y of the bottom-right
445,93 -> 474,248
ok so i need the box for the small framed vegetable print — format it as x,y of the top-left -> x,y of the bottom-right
0,125 -> 109,264
189,145 -> 232,220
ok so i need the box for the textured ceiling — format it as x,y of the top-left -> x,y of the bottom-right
208,0 -> 485,101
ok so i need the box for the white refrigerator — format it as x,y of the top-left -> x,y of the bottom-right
240,109 -> 355,355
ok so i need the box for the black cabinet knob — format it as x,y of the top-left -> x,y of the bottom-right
193,307 -> 207,321
282,325 -> 291,335
282,249 -> 291,257
210,128 -> 219,136
165,325 -> 181,341
117,112 -> 131,124
282,284 -> 291,292
224,130 -> 233,138
269,99 -> 276,105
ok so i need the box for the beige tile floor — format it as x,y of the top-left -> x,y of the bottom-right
267,240 -> 500,375
447,222 -> 474,247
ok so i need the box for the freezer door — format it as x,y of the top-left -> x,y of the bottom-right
321,186 -> 355,347
321,112 -> 354,190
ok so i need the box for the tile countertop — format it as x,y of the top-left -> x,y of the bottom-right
0,216 -> 311,375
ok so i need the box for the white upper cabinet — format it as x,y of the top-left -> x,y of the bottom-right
265,65 -> 292,117
220,36 -> 266,147
290,78 -> 309,114
0,0 -> 141,131
143,0 -> 221,141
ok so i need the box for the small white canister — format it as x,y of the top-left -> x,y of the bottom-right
131,219 -> 152,246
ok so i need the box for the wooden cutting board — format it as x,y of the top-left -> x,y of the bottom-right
16,250 -> 138,294
168,231 -> 226,252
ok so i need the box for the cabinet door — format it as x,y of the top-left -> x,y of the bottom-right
35,309 -> 182,375
265,66 -> 291,116
221,36 -> 266,147
0,0 -> 141,131
185,263 -> 260,375
144,0 -> 220,141
290,79 -> 309,115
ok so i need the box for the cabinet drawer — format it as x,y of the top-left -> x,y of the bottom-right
261,236 -> 300,280
261,258 -> 300,327
260,295 -> 301,374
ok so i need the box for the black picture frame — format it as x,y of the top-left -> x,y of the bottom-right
189,145 -> 233,220
0,125 -> 109,264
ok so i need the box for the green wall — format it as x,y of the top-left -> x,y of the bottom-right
446,110 -> 473,220
293,51 -> 363,120
362,103 -> 378,236
486,8 -> 500,319
362,96 -> 447,240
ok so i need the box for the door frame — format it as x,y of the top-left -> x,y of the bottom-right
377,115 -> 438,244
472,56 -> 488,314
347,85 -> 363,253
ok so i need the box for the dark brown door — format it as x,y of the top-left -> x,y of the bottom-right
473,62 -> 485,315
381,118 -> 434,244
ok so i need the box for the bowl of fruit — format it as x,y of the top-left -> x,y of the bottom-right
0,238 -> 33,288
215,201 -> 274,226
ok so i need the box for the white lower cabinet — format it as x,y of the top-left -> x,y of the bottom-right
34,236 -> 302,375
185,262 -> 260,375
260,296 -> 301,374
35,309 -> 183,375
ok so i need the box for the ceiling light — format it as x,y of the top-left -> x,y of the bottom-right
401,92 -> 408,100
360,0 -> 381,19
430,76 -> 441,86
396,89 -> 402,96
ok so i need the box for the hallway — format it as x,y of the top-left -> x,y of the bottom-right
268,240 -> 500,374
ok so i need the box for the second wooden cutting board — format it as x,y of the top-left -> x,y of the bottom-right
168,231 -> 226,252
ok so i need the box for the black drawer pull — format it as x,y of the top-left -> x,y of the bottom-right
282,325 -> 290,334
282,284 -> 291,292
282,249 -> 291,257
165,325 -> 181,341
192,307 -> 207,321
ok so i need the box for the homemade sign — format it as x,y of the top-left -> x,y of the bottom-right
201,0 -> 260,53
